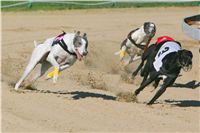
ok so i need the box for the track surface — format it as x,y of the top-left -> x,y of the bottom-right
2,7 -> 200,132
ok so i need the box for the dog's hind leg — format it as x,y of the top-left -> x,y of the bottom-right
147,77 -> 176,105
140,62 -> 151,85
14,60 -> 38,91
132,60 -> 144,79
32,61 -> 51,82
15,45 -> 50,90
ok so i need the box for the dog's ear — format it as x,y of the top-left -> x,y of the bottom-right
75,31 -> 80,36
62,30 -> 66,34
187,50 -> 193,58
82,33 -> 88,48
83,33 -> 87,39
144,22 -> 149,28
144,22 -> 148,25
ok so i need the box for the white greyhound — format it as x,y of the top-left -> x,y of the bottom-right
14,31 -> 88,90
115,22 -> 156,66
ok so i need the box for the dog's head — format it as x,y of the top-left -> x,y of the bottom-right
143,22 -> 156,37
178,49 -> 193,72
73,31 -> 88,61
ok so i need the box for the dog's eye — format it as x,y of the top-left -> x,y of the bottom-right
78,42 -> 82,46
75,42 -> 82,47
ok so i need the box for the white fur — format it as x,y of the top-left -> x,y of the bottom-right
116,24 -> 154,65
14,33 -> 87,90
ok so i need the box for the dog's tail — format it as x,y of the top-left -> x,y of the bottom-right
34,40 -> 38,47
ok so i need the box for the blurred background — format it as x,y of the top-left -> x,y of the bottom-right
1,0 -> 200,11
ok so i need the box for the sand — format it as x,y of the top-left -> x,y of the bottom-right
2,7 -> 200,132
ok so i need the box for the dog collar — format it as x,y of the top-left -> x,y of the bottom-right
52,32 -> 77,56
52,38 -> 77,56
58,39 -> 77,56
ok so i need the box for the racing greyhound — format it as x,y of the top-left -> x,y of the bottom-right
115,22 -> 156,66
15,31 -> 88,90
133,39 -> 193,105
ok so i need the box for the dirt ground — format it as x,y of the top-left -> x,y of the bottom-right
1,7 -> 200,132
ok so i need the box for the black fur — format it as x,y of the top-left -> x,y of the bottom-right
133,41 -> 193,105
132,43 -> 156,78
132,41 -> 181,78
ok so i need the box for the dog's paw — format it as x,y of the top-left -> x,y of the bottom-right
53,79 -> 57,83
131,73 -> 137,79
14,84 -> 20,91
53,75 -> 58,83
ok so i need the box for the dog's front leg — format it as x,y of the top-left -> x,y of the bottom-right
147,77 -> 176,105
15,61 -> 38,90
59,64 -> 71,71
46,54 -> 60,83
132,59 -> 144,79
46,64 -> 71,80
134,72 -> 158,96
33,61 -> 51,81
119,44 -> 127,61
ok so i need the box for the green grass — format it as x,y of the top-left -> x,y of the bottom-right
1,1 -> 200,11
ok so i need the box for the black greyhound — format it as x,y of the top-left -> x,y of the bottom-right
133,40 -> 193,105
132,36 -> 175,78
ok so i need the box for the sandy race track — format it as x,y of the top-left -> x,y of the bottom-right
2,7 -> 200,132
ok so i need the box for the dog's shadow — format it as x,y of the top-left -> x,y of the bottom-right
172,80 -> 200,89
165,99 -> 200,107
69,91 -> 116,100
23,88 -> 116,101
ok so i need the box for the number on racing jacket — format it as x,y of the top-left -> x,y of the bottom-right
158,47 -> 169,58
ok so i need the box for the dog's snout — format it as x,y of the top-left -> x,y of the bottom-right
149,27 -> 155,33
